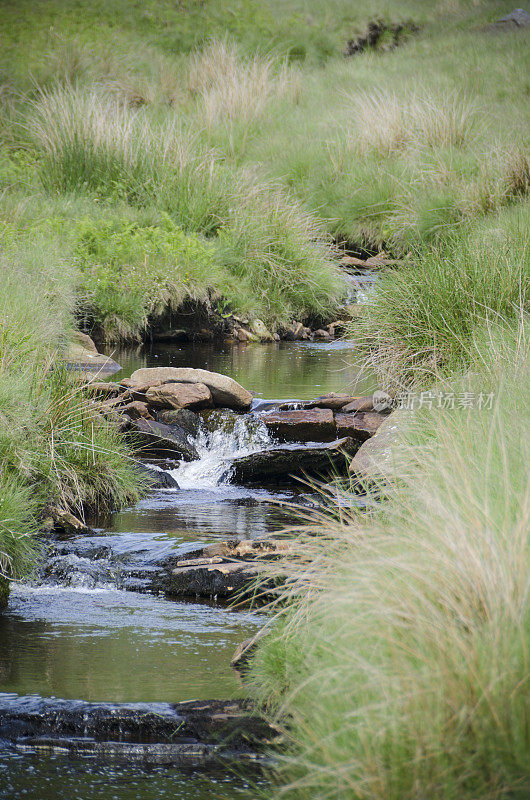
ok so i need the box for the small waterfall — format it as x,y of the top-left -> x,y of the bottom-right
170,410 -> 272,489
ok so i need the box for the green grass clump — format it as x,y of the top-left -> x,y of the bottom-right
249,322 -> 530,800
27,84 -> 343,332
0,232 -> 144,581
353,203 -> 530,385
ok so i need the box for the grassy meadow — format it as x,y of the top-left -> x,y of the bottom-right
0,1 -> 529,794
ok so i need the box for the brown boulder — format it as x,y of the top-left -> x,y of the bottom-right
120,400 -> 154,420
146,382 -> 212,410
128,367 -> 253,411
261,409 -> 335,442
309,392 -> 358,411
341,396 -> 376,413
335,411 -> 386,440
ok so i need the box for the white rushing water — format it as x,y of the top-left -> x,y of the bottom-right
170,410 -> 273,490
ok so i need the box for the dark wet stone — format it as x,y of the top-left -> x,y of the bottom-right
229,438 -> 359,483
127,418 -> 199,462
0,695 -> 274,762
162,539 -> 290,600
133,462 -> 180,489
163,560 -> 262,600
156,408 -> 201,437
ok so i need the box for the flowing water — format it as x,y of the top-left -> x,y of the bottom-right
0,338 -> 372,799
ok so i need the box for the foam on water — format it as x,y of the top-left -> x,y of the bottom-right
171,411 -> 272,490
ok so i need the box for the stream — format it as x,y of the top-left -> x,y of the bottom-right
0,339 -> 373,799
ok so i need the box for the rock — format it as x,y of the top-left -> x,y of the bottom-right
291,322 -> 311,340
163,538 -> 291,599
260,409 -> 335,442
128,367 -> 253,411
309,392 -> 358,411
335,411 -> 386,440
73,331 -> 98,353
250,319 -> 274,342
120,400 -> 154,420
152,329 -> 188,342
133,463 -> 180,489
313,328 -> 332,341
327,319 -> 349,336
229,438 -> 359,483
145,382 -> 212,410
237,327 -> 260,343
64,342 -> 121,375
164,560 -> 262,599
51,508 -> 92,538
156,409 -> 201,437
127,418 -> 199,462
231,627 -> 269,670
0,695 -> 275,761
341,396 -> 377,413
349,411 -> 402,482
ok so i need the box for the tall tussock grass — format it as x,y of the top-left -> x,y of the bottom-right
0,232 -> 143,581
188,38 -> 299,151
249,321 -> 530,800
354,203 -> 530,385
28,84 -> 343,332
348,88 -> 482,156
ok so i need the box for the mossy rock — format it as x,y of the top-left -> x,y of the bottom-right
0,577 -> 10,609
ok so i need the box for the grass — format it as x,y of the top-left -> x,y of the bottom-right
353,202 -> 530,385
24,83 -> 343,336
248,322 -> 530,800
0,230 -> 144,583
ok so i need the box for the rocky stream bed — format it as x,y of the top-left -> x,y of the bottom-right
0,335 -> 389,799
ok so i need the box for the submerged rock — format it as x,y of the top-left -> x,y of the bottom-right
229,438 -> 359,483
260,409 -> 335,442
127,418 -> 199,462
128,367 -> 253,411
0,695 -> 274,763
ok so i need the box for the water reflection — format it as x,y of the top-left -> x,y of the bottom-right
0,586 -> 266,703
107,339 -> 375,401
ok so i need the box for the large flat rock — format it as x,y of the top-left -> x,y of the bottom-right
146,382 -> 213,410
335,411 -> 386,440
163,539 -> 291,599
129,367 -> 253,411
230,438 -> 359,483
260,408 -> 335,441
64,343 -> 121,375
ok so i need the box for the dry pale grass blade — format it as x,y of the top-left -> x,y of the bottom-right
346,88 -> 483,155
188,38 -> 299,133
